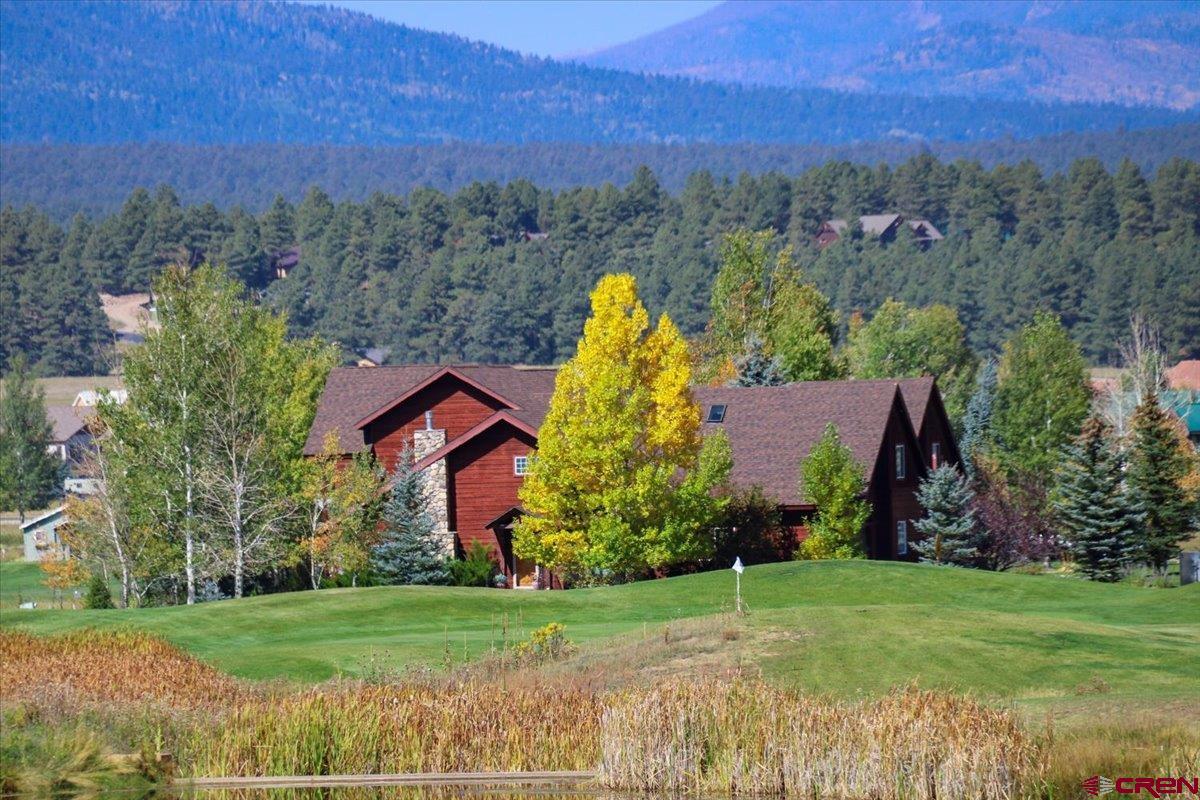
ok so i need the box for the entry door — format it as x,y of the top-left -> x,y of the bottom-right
513,553 -> 537,589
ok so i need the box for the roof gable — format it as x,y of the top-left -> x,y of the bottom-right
353,367 -> 519,430
304,364 -> 557,456
413,410 -> 538,470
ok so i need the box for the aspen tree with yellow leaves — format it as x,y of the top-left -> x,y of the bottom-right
514,274 -> 731,582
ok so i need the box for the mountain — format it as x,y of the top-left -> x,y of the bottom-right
0,0 -> 1191,148
581,0 -> 1200,110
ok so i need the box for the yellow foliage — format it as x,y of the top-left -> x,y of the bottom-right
515,274 -> 726,577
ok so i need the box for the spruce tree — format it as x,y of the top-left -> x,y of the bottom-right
1053,416 -> 1138,582
913,465 -> 983,566
1127,393 -> 1193,573
0,356 -> 62,523
372,445 -> 450,585
730,334 -> 785,386
959,359 -> 997,482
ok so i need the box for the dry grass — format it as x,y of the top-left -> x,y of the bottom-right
0,630 -> 243,711
34,375 -> 124,403
2,629 -> 1196,800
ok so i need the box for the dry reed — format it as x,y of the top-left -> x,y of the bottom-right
185,683 -> 603,777
599,679 -> 1042,800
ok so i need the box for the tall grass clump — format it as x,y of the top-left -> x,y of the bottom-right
599,679 -> 1041,800
186,683 -> 603,777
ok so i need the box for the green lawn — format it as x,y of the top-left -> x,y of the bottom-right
2,561 -> 1197,711
0,561 -> 85,608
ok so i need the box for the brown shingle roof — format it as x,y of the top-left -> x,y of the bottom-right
304,365 -> 558,455
45,405 -> 91,443
695,380 -> 905,507
896,377 -> 935,436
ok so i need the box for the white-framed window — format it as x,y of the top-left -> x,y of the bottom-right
897,520 -> 909,556
513,455 -> 530,476
895,444 -> 906,479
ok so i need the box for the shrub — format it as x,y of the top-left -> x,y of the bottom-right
710,485 -> 793,566
449,541 -> 499,587
513,622 -> 573,664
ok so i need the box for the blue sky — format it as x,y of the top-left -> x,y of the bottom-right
306,0 -> 720,57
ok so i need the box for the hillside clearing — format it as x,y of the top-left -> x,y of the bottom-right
3,561 -> 1196,718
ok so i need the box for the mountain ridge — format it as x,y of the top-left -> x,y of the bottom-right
581,0 -> 1200,110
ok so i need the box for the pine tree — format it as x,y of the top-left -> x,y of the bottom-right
730,334 -> 785,386
371,444 -> 450,585
1126,393 -> 1194,573
1053,416 -> 1138,582
912,465 -> 983,566
0,356 -> 62,523
84,573 -> 115,609
959,359 -> 997,482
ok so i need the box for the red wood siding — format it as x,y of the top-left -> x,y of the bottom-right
366,376 -> 507,473
447,423 -> 536,571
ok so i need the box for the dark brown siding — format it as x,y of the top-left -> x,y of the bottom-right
365,376 -> 507,473
915,396 -> 961,471
865,397 -> 925,560
447,423 -> 536,570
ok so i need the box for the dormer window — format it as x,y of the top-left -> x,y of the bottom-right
706,404 -> 727,423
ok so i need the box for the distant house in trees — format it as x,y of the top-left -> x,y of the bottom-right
521,231 -> 550,242
21,506 -> 68,562
45,405 -> 98,495
271,246 -> 301,279
816,214 -> 943,249
355,347 -> 390,368
306,366 -> 960,583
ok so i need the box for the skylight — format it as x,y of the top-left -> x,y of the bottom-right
706,404 -> 727,423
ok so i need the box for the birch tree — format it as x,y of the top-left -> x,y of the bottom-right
198,338 -> 292,598
120,265 -> 240,603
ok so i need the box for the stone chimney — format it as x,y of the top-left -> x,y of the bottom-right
412,410 -> 453,558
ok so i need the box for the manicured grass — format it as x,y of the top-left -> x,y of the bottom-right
2,561 -> 1197,711
0,561 -> 85,609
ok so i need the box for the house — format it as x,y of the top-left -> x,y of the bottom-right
22,506 -> 68,562
906,218 -> 944,248
355,347 -> 391,368
305,365 -> 959,584
695,380 -> 938,559
271,247 -> 301,279
305,365 -> 558,588
45,405 -> 99,495
816,214 -> 943,250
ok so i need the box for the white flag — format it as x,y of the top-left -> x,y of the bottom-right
732,557 -> 744,574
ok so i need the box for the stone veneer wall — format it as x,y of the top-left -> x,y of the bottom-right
412,427 -> 454,557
